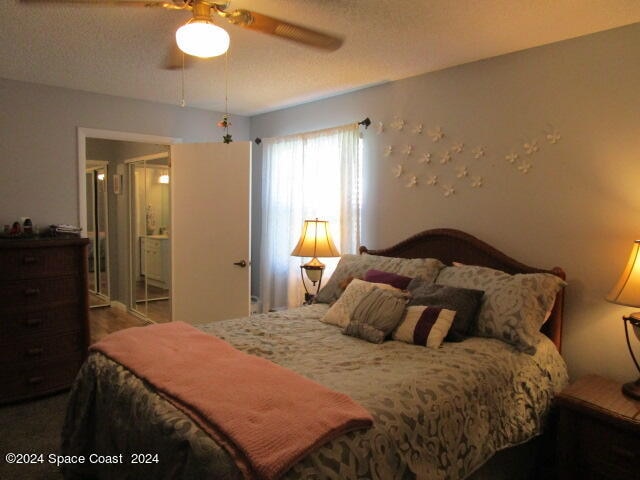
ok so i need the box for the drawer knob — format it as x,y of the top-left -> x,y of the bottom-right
24,288 -> 40,297
22,256 -> 39,265
27,347 -> 44,356
28,376 -> 44,385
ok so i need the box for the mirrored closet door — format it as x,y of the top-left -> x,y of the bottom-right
128,154 -> 171,323
86,163 -> 110,307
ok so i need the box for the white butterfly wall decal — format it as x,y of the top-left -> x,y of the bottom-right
428,127 -> 444,142
442,185 -> 455,197
505,152 -> 519,164
418,152 -> 432,164
523,140 -> 539,155
472,146 -> 485,159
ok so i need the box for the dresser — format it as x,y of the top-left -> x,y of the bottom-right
556,374 -> 640,480
0,237 -> 90,403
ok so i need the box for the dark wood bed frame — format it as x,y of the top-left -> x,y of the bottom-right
359,228 -> 566,352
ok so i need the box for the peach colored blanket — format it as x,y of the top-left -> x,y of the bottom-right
90,321 -> 373,480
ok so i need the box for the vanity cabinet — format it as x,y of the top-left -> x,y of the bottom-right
140,236 -> 170,289
0,237 -> 89,403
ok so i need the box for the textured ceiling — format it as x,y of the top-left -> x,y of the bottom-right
1,1 -> 639,116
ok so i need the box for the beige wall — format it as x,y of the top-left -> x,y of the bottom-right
251,23 -> 640,383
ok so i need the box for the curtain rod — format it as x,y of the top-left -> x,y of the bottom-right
253,117 -> 370,145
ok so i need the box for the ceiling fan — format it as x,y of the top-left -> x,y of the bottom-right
21,0 -> 344,68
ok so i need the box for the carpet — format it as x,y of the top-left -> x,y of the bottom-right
0,392 -> 67,480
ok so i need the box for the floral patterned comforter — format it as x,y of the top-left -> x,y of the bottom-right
61,304 -> 568,480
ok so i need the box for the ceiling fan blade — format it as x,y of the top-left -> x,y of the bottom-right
220,9 -> 343,51
20,0 -> 187,8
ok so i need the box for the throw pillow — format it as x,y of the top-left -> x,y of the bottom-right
363,269 -> 413,290
321,278 -> 405,329
392,306 -> 456,348
342,287 -> 408,343
407,280 -> 484,342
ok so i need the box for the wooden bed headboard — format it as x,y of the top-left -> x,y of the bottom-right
359,228 -> 566,352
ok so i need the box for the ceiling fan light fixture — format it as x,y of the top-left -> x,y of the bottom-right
176,19 -> 230,58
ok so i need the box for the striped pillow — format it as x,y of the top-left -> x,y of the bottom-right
392,306 -> 456,348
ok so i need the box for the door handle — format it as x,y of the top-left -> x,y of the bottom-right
233,260 -> 247,268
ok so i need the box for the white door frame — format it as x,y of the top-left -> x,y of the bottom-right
76,127 -> 181,236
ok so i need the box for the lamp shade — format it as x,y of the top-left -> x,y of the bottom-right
176,20 -> 230,58
607,240 -> 640,307
291,219 -> 340,259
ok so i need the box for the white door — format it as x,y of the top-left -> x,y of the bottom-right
171,142 -> 251,324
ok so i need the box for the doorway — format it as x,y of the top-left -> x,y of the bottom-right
78,128 -> 180,325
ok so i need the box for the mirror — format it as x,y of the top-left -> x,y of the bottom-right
86,164 -> 110,307
129,155 -> 171,323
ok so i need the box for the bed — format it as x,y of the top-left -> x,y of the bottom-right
61,228 -> 569,480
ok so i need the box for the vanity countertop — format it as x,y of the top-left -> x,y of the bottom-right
144,235 -> 169,240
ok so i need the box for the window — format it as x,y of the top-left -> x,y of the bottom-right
259,124 -> 362,311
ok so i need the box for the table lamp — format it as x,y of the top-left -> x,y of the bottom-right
291,219 -> 340,303
606,239 -> 640,400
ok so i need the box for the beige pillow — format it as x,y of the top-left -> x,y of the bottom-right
321,279 -> 406,328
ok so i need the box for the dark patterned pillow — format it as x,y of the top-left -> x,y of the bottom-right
363,269 -> 413,290
407,280 -> 484,342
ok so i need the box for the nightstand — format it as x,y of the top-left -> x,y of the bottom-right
556,375 -> 640,480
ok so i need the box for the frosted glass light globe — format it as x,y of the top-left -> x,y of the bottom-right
176,21 -> 230,58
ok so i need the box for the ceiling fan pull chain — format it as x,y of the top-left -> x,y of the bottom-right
180,52 -> 186,107
221,50 -> 233,144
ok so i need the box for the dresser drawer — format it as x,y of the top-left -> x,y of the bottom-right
0,246 -> 81,280
0,331 -> 85,365
0,275 -> 82,309
0,353 -> 84,404
574,414 -> 640,479
0,304 -> 84,340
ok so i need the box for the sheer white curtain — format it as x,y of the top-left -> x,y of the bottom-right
259,124 -> 361,311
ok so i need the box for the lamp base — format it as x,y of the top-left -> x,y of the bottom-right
622,378 -> 640,400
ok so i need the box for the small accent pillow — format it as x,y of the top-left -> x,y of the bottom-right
407,280 -> 484,342
316,254 -> 444,304
392,306 -> 456,348
342,287 -> 408,343
363,269 -> 413,290
321,278 -> 405,329
435,265 -> 566,354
